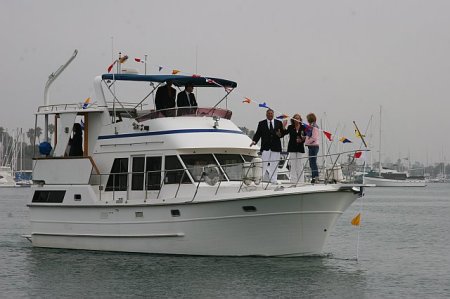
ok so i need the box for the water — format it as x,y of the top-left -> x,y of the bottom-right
1,185 -> 449,298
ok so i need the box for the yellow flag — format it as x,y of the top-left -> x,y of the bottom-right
354,129 -> 365,138
351,213 -> 361,226
172,69 -> 180,75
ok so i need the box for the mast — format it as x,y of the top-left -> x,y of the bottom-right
379,105 -> 382,177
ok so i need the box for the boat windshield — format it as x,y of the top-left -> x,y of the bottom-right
180,153 -> 256,182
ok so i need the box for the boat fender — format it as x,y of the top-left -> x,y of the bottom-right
242,162 -> 253,186
252,157 -> 263,185
203,165 -> 220,186
39,142 -> 52,156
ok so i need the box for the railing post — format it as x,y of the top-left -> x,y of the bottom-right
174,170 -> 186,198
264,158 -> 280,190
145,171 -> 148,200
157,170 -> 167,199
191,171 -> 205,201
112,173 -> 115,202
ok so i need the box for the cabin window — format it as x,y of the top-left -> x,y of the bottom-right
146,156 -> 162,190
165,156 -> 191,184
180,154 -> 226,182
214,154 -> 245,181
32,190 -> 66,203
106,158 -> 129,191
131,156 -> 145,190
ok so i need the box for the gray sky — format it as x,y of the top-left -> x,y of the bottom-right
1,0 -> 449,164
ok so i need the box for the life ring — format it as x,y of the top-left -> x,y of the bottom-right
203,164 -> 220,186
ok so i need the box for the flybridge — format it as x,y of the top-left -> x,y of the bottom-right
101,74 -> 237,88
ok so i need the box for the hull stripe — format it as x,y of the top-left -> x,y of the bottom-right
98,128 -> 245,140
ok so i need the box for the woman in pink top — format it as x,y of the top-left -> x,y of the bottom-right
305,113 -> 319,183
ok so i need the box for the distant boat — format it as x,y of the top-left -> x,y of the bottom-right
366,106 -> 426,187
364,168 -> 426,187
0,166 -> 16,188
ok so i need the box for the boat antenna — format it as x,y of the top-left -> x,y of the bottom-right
145,54 -> 148,75
43,49 -> 78,142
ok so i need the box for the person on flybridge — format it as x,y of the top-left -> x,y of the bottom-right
176,82 -> 198,116
155,80 -> 176,116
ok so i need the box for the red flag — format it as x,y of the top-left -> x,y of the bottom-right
242,97 -> 252,104
354,151 -> 362,158
192,74 -> 201,78
206,78 -> 217,85
107,61 -> 117,73
323,130 -> 332,141
134,58 -> 144,63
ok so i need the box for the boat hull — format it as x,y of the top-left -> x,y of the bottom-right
364,176 -> 426,187
29,187 -> 360,256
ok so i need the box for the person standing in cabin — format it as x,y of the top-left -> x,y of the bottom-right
250,109 -> 285,184
69,123 -> 83,157
305,113 -> 320,183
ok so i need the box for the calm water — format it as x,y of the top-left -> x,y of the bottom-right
1,185 -> 449,298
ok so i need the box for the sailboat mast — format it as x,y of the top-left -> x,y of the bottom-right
379,105 -> 382,177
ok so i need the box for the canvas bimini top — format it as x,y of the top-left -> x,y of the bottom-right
101,74 -> 237,88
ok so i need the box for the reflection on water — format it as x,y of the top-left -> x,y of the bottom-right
23,249 -> 366,298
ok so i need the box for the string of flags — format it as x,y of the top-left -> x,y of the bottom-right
102,52 -> 365,159
82,97 -> 91,109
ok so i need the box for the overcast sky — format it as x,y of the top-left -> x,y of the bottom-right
1,0 -> 449,164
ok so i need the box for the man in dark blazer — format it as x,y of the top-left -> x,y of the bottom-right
155,80 -> 176,116
250,109 -> 284,183
176,83 -> 197,116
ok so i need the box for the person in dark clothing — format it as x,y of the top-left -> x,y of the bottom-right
155,80 -> 176,116
284,113 -> 306,183
176,83 -> 197,116
250,109 -> 285,184
69,123 -> 83,156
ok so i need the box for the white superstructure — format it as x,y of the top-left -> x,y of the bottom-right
27,55 -> 365,256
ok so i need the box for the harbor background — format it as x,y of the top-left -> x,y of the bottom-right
1,185 -> 449,298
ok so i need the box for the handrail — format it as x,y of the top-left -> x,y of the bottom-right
135,107 -> 232,122
89,149 -> 368,202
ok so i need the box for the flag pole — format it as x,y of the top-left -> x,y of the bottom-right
144,54 -> 148,75
356,195 -> 364,261
353,121 -> 368,148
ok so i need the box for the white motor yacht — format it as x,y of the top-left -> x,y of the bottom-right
27,52 -> 366,256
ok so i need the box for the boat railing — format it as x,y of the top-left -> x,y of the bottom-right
135,107 -> 232,122
89,149 -> 368,202
37,103 -> 100,113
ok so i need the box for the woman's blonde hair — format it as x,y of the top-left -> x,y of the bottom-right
306,113 -> 316,123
